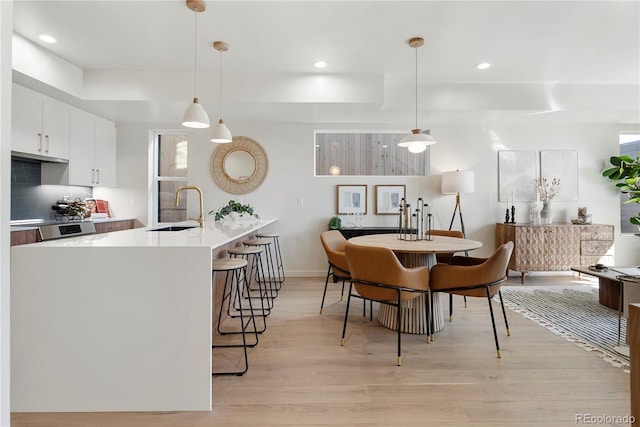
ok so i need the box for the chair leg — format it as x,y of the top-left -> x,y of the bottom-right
340,282 -> 354,346
485,287 -> 501,358
449,294 -> 453,322
396,289 -> 402,366
213,267 -> 253,376
429,292 -> 435,342
320,264 -> 332,314
424,291 -> 431,343
498,290 -> 511,336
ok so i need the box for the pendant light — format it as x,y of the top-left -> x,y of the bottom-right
182,0 -> 210,129
210,41 -> 232,143
398,37 -> 436,152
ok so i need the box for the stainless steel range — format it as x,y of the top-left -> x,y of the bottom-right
38,222 -> 96,241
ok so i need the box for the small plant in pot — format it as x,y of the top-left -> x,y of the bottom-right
209,200 -> 259,222
602,153 -> 640,226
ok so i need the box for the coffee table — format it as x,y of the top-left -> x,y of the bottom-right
572,266 -> 640,355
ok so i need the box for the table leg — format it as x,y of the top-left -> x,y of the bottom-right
378,293 -> 444,334
376,252 -> 444,334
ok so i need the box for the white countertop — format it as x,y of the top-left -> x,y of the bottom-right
14,218 -> 278,249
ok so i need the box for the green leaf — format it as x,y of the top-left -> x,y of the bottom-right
602,167 -> 619,178
610,156 -> 623,166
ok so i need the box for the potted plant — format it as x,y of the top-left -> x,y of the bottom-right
602,153 -> 640,226
209,200 -> 259,222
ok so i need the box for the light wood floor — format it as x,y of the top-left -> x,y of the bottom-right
12,274 -> 632,426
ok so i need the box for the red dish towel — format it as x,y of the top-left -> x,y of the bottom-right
95,199 -> 111,217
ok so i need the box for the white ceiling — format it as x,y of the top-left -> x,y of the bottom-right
11,0 -> 640,126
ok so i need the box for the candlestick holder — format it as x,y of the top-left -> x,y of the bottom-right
398,197 -> 432,240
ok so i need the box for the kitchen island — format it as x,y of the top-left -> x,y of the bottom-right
10,218 -> 277,412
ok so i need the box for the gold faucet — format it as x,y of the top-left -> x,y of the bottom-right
175,185 -> 205,228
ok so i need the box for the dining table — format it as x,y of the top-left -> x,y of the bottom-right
347,233 -> 483,334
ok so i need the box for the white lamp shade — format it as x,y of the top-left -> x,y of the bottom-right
329,165 -> 341,175
407,141 -> 427,153
182,98 -> 210,129
398,132 -> 436,148
210,119 -> 232,143
442,170 -> 475,194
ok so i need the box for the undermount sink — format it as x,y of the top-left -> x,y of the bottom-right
148,226 -> 197,232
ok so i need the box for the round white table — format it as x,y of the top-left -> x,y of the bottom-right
348,234 -> 482,334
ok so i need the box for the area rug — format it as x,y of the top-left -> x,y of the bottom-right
500,286 -> 629,368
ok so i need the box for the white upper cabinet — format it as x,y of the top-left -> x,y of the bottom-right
93,116 -> 116,187
65,108 -> 116,187
41,105 -> 117,187
67,108 -> 95,186
12,84 -> 70,160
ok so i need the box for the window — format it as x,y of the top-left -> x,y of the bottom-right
153,131 -> 188,224
619,133 -> 640,234
314,131 -> 431,176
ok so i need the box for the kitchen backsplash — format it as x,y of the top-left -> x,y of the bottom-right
11,158 -> 93,221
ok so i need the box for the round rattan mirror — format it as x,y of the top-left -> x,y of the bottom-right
210,136 -> 268,194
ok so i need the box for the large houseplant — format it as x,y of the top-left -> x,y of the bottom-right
209,200 -> 259,222
602,153 -> 640,226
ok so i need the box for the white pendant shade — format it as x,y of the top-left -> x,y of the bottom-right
211,41 -> 232,143
210,119 -> 232,143
397,131 -> 436,147
398,37 -> 437,151
407,141 -> 428,153
182,1 -> 209,129
182,98 -> 210,128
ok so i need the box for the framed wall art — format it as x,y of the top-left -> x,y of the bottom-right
375,184 -> 405,214
540,150 -> 578,201
498,150 -> 538,202
337,185 -> 367,214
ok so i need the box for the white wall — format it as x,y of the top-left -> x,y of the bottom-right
97,117 -> 640,277
0,2 -> 12,425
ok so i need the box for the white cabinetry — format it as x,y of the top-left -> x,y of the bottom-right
65,108 -> 116,187
93,117 -> 116,187
43,108 -> 116,187
12,84 -> 70,160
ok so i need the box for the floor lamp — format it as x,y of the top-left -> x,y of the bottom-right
442,170 -> 475,237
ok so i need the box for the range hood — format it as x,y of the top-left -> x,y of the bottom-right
11,151 -> 69,164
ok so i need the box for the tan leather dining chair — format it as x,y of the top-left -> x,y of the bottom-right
428,229 -> 465,320
319,230 -> 351,314
427,229 -> 465,264
343,242 -> 430,366
429,241 -> 514,358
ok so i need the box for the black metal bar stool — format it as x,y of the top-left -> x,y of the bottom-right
242,238 -> 279,297
212,257 -> 258,376
255,232 -> 285,287
227,245 -> 273,331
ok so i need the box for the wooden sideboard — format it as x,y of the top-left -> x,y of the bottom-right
496,223 -> 614,283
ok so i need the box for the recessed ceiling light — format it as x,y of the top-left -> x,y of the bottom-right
38,34 -> 57,44
476,62 -> 491,70
313,60 -> 327,69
